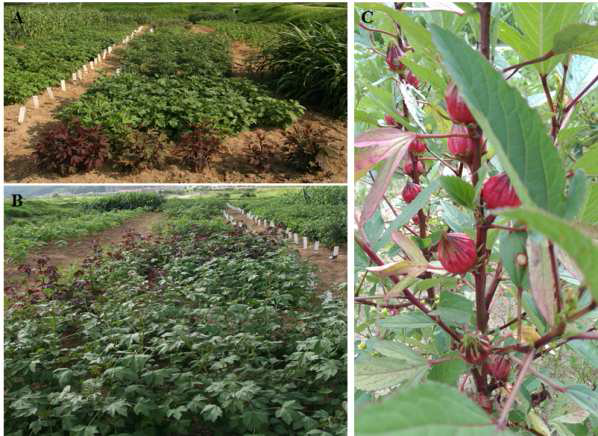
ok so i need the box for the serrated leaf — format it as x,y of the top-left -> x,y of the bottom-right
526,233 -> 557,327
430,25 -> 567,215
428,357 -> 468,385
379,311 -> 435,330
511,4 -> 584,74
553,24 -> 598,58
104,399 -> 129,417
366,260 -> 427,278
439,176 -> 475,209
356,382 -> 515,435
433,290 -> 473,325
564,385 -> 598,418
568,340 -> 598,369
355,355 -> 429,391
582,183 -> 598,224
501,207 -> 598,302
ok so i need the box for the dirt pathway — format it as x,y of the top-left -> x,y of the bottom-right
5,212 -> 163,288
228,209 -> 347,294
4,27 -> 145,182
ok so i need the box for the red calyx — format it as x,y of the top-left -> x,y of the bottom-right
405,71 -> 419,88
447,124 -> 476,163
404,160 -> 424,176
458,334 -> 491,365
412,214 -> 420,225
481,173 -> 521,210
408,139 -> 426,156
402,182 -> 421,203
386,43 -> 404,72
475,393 -> 493,414
484,354 -> 511,382
445,82 -> 475,124
384,114 -> 402,128
438,232 -> 476,274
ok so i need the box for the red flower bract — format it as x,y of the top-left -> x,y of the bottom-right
402,182 -> 421,203
408,139 -> 426,155
447,124 -> 476,162
386,43 -> 404,72
481,173 -> 521,209
384,114 -> 402,128
484,355 -> 511,382
404,160 -> 424,176
438,232 -> 476,274
406,71 -> 419,88
445,82 -> 475,124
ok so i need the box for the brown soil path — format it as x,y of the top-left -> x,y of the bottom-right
228,209 -> 347,294
4,27 -> 146,182
5,212 -> 163,288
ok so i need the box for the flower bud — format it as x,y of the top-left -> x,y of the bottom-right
412,214 -> 420,225
403,160 -> 424,176
408,139 -> 426,155
447,124 -> 476,162
484,355 -> 511,382
384,114 -> 402,128
386,43 -> 404,72
475,393 -> 493,414
406,71 -> 419,88
402,182 -> 421,203
445,82 -> 475,124
481,173 -> 521,210
438,232 -> 476,274
458,334 -> 491,365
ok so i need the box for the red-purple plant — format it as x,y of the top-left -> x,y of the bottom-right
33,119 -> 110,175
174,123 -> 221,171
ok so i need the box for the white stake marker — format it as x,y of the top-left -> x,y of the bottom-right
46,87 -> 54,99
314,241 -> 320,252
60,80 -> 66,91
332,246 -> 340,259
293,234 -> 299,244
302,237 -> 308,249
71,72 -> 77,82
89,61 -> 94,70
83,65 -> 88,73
77,70 -> 83,80
32,95 -> 39,109
115,68 -> 121,75
18,106 -> 26,124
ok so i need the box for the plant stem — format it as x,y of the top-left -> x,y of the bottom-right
477,3 -> 491,60
488,224 -> 527,232
484,262 -> 503,310
547,241 -> 562,313
517,286 -> 523,343
510,355 -> 567,393
497,350 -> 534,430
563,73 -> 598,114
502,50 -> 555,74
416,133 -> 470,139
358,21 -> 398,39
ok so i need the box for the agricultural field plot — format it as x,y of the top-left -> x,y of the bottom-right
4,3 -> 347,183
4,186 -> 348,435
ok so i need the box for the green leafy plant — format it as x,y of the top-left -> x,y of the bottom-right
354,3 -> 597,434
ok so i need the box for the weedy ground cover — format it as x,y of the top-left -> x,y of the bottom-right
4,196 -> 347,435
235,186 -> 347,247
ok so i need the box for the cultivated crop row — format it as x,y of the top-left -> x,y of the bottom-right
5,197 -> 347,435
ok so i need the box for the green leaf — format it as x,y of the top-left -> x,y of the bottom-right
428,357 -> 468,385
439,176 -> 475,209
356,382 -> 514,435
512,3 -> 584,74
201,404 -> 223,422
526,233 -> 557,326
564,385 -> 598,418
440,201 -> 475,236
355,355 -> 429,391
501,207 -> 598,301
430,25 -> 567,215
553,24 -> 598,58
568,340 -> 598,369
574,146 -> 598,175
368,338 -> 426,365
379,312 -> 435,330
499,231 -> 529,288
582,183 -> 598,224
564,170 -> 588,220
433,290 -> 474,326
104,399 -> 129,417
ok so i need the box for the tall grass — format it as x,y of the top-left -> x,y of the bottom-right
260,24 -> 347,117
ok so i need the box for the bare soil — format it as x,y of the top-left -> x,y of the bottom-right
4,212 -> 163,288
228,209 -> 347,294
4,27 -> 347,183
